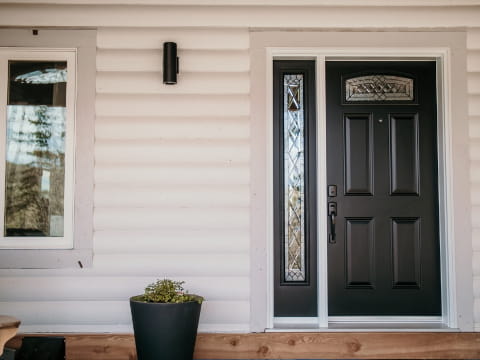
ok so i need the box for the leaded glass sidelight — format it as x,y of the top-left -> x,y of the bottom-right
283,74 -> 305,282
274,60 -> 316,316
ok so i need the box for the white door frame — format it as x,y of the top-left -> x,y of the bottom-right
264,47 -> 456,329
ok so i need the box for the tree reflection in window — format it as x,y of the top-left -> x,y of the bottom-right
5,61 -> 67,237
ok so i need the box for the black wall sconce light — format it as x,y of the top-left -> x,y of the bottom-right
163,42 -> 179,85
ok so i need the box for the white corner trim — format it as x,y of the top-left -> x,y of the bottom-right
316,56 -> 328,329
437,49 -> 458,329
265,51 -> 274,330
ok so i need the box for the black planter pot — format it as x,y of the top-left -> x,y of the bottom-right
130,297 -> 202,360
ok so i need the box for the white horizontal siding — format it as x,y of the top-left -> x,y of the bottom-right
0,262 -> 249,278
470,95 -> 480,116
0,301 -> 132,325
97,72 -> 249,95
471,161 -> 480,183
475,299 -> 480,326
16,323 -> 249,333
469,73 -> 480,95
3,0 -> 480,6
94,32 -> 251,328
0,276 -> 249,301
472,206 -> 480,229
471,183 -> 480,205
94,228 -> 249,254
96,94 -> 250,117
468,28 -> 480,331
95,164 -> 249,185
95,184 -> 249,208
1,5 -> 480,28
97,49 -> 250,73
468,29 -> 480,50
96,116 -> 249,140
470,117 -> 480,138
95,139 -> 249,164
94,26 -> 249,331
473,228 -> 480,252
98,28 -> 250,49
468,51 -> 480,72
90,254 -> 248,277
0,300 -> 249,330
0,6 -> 479,334
474,250 -> 480,274
470,142 -> 480,161
475,276 -> 480,297
94,208 -> 249,230
96,187 -> 247,209
92,27 -> 249,331
0,26 -> 251,332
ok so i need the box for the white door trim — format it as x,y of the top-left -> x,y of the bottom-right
265,47 -> 455,330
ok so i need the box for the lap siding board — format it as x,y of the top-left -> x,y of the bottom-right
5,332 -> 480,359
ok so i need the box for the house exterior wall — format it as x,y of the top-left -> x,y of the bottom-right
0,24 -> 251,333
0,2 -> 478,333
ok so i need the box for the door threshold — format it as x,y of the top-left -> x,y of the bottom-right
270,317 -> 457,332
268,325 -> 457,332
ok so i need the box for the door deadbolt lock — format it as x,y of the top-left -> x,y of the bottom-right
328,185 -> 337,197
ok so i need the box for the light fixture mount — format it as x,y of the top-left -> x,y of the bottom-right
163,42 -> 179,85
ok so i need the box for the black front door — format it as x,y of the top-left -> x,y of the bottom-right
326,61 -> 441,316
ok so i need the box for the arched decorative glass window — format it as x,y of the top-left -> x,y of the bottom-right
345,75 -> 414,102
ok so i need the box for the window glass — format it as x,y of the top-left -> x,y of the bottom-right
283,74 -> 306,282
5,61 -> 67,237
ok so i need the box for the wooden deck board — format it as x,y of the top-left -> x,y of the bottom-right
5,332 -> 480,359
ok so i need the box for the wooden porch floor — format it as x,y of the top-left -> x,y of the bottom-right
5,332 -> 480,359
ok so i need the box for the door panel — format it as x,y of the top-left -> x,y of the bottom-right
391,217 -> 421,289
344,114 -> 374,195
390,114 -> 420,195
345,218 -> 375,289
326,61 -> 441,316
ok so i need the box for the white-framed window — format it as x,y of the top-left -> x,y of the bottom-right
0,49 -> 76,250
0,29 -> 95,268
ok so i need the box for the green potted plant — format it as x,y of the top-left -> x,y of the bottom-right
130,279 -> 203,360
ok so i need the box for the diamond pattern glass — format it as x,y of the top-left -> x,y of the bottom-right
284,74 -> 305,282
345,75 -> 414,102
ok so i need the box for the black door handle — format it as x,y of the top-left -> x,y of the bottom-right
328,202 -> 337,244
